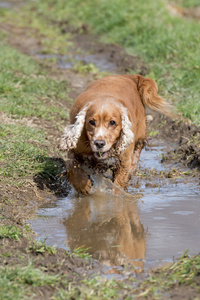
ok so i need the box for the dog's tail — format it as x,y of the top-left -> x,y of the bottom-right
124,74 -> 173,117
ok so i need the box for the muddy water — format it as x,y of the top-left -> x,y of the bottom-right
35,53 -> 117,72
29,46 -> 200,274
0,2 -> 12,8
29,139 -> 200,274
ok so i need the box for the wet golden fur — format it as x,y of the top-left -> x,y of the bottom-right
60,74 -> 171,194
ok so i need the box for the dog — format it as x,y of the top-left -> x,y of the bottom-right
59,74 -> 171,194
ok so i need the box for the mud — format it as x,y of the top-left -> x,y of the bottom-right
168,3 -> 200,20
148,113 -> 200,171
70,29 -> 148,75
29,139 -> 200,276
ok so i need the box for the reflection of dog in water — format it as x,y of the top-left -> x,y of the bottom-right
63,193 -> 146,272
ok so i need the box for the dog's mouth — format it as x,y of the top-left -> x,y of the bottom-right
94,151 -> 109,160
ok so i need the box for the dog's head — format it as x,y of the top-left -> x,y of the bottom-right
59,98 -> 134,159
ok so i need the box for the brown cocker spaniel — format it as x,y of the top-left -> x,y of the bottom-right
59,74 -> 171,194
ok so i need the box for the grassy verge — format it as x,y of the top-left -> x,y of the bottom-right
0,264 -> 62,300
0,225 -> 22,240
0,41 -> 69,120
0,36 -> 69,186
138,252 -> 200,297
9,0 -> 199,125
1,225 -> 199,300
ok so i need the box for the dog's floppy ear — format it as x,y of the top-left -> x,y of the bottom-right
59,104 -> 88,151
116,106 -> 134,155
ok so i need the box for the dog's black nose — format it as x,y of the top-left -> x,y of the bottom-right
94,140 -> 106,149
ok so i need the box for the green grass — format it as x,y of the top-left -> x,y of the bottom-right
0,42 -> 69,120
14,0 -> 200,125
1,264 -> 60,286
149,130 -> 159,137
0,124 -> 46,178
53,252 -> 200,299
1,249 -> 200,300
0,264 -> 62,300
29,239 -> 57,254
53,277 -> 121,300
2,0 -> 200,123
0,225 -> 22,240
67,246 -> 92,260
74,62 -> 99,74
138,251 -> 200,297
0,38 -> 70,184
0,122 -> 65,184
0,4 -> 72,55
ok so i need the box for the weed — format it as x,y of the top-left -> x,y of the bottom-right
149,130 -> 159,137
53,277 -> 122,300
161,154 -> 166,161
29,239 -> 57,254
35,156 -> 65,179
1,252 -> 11,257
0,225 -> 22,240
66,246 -> 92,260
183,171 -> 192,175
74,62 -> 99,74
139,252 -> 200,297
24,224 -> 32,233
0,263 -> 62,300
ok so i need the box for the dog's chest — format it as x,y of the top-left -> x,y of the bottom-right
82,154 -> 119,171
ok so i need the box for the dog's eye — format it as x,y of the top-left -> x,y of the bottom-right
89,120 -> 95,126
109,120 -> 116,126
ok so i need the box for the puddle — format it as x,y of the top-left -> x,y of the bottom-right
0,2 -> 12,8
29,43 -> 200,275
29,139 -> 200,274
35,53 -> 117,72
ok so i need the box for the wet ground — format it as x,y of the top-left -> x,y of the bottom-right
29,138 -> 200,275
19,22 -> 200,276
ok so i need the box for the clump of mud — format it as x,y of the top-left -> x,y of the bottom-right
148,113 -> 200,171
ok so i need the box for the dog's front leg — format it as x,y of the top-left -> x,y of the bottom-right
67,153 -> 91,195
113,162 -> 131,189
131,141 -> 145,172
113,145 -> 134,189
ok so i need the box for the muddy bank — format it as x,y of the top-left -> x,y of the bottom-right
148,113 -> 200,171
0,225 -> 114,299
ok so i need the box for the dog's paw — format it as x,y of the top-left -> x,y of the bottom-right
71,172 -> 92,195
78,178 -> 92,195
